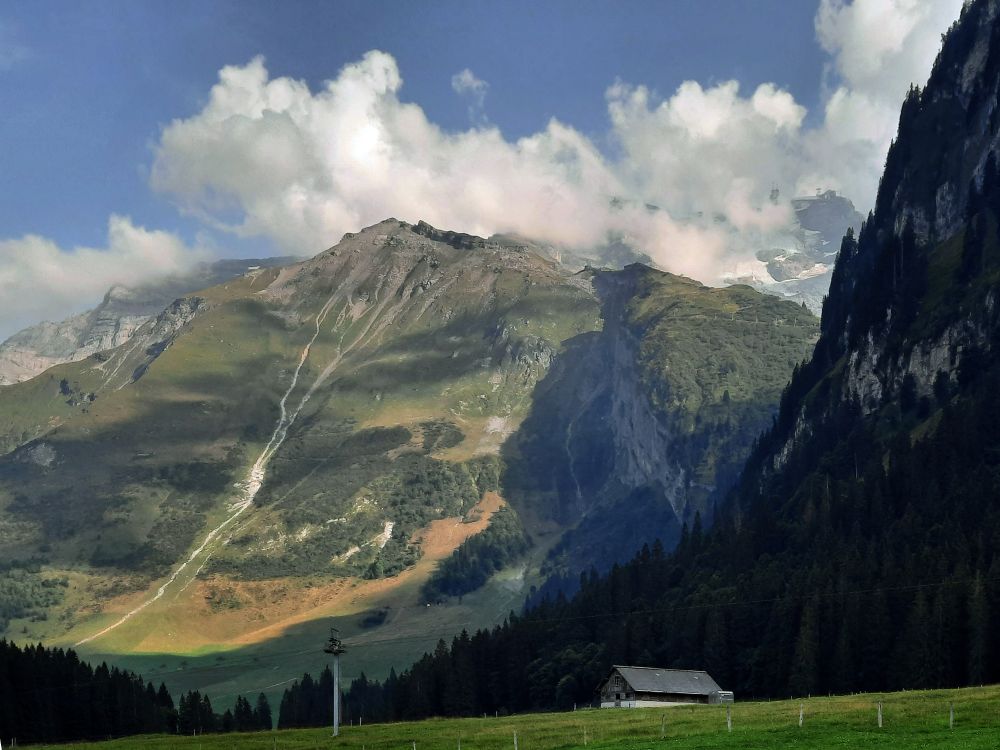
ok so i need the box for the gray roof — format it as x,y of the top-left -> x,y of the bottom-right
611,666 -> 723,696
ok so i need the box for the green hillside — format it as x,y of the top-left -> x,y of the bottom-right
0,220 -> 596,685
0,220 -> 816,701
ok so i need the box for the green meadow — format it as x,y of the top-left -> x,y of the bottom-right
32,684 -> 1000,749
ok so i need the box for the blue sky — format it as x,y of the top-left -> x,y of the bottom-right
2,0 -> 822,250
0,0 -> 964,337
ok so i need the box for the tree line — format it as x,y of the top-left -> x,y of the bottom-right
176,690 -> 272,734
0,639 -> 272,743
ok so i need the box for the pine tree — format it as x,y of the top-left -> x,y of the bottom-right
830,617 -> 855,695
788,600 -> 819,697
968,574 -> 990,684
234,695 -> 254,730
702,608 -> 730,688
254,693 -> 273,730
200,694 -> 217,733
178,693 -> 197,735
894,591 -> 934,689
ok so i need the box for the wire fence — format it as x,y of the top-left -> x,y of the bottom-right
24,689 -> 1000,750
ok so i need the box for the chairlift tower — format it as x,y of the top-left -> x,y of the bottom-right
324,626 -> 347,737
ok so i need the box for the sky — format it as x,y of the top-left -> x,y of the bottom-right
0,0 -> 966,338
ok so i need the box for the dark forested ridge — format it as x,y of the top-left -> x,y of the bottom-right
0,640 -> 272,742
311,0 -> 1000,722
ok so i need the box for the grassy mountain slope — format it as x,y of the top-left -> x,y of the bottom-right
0,220 -> 816,699
0,219 -> 596,651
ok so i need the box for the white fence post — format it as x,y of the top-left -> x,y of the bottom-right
726,704 -> 732,733
799,703 -> 804,727
877,701 -> 883,729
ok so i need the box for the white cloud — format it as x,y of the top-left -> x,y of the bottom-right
0,216 -> 205,338
148,1 -> 964,285
451,68 -> 489,125
816,0 -> 961,98
804,0 -> 965,207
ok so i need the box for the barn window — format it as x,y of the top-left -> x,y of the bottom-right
613,676 -> 623,690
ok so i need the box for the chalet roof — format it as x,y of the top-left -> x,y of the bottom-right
610,666 -> 722,696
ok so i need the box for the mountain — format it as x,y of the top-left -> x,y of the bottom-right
506,264 -> 816,595
344,0 -> 1000,713
0,218 -> 815,699
728,189 -> 864,313
0,258 -> 294,386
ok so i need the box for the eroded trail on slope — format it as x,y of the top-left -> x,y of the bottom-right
75,294 -> 340,646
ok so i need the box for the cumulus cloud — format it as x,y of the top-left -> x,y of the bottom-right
451,68 -> 489,125
148,1 -> 963,284
151,52 -> 626,254
0,216 -> 204,338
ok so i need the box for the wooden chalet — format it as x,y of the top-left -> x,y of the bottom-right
598,665 -> 733,708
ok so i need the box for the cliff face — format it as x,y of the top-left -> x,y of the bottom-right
506,264 -> 817,587
756,0 -> 1000,482
605,313 -> 686,507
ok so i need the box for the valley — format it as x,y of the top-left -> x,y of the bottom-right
5,0 -> 998,744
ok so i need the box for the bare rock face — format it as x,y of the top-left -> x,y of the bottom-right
762,0 -> 1000,476
0,258 -> 291,386
0,312 -> 97,385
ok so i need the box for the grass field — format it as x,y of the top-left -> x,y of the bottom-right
31,684 -> 1000,749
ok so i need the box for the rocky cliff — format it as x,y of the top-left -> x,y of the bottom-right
755,0 -> 1000,479
505,264 -> 817,590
